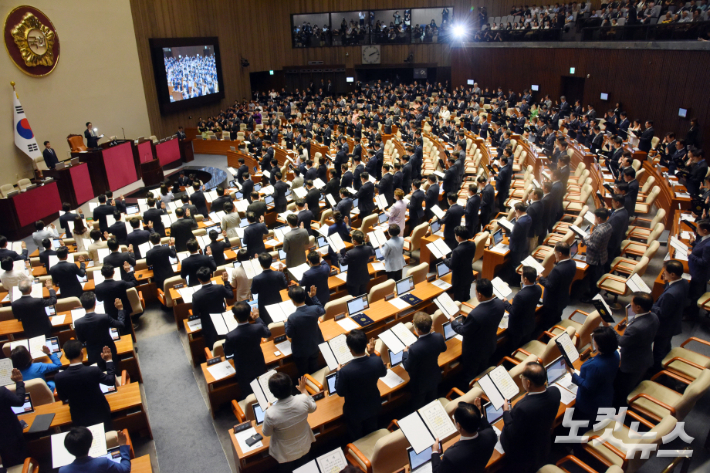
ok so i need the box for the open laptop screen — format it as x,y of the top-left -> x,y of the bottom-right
396,276 -> 415,296
347,295 -> 369,316
546,356 -> 567,386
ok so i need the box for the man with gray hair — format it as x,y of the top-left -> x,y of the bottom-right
12,278 -> 56,338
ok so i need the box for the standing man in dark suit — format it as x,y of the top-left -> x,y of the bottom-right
444,227 -> 476,302
604,195 -> 629,273
250,253 -> 288,325
335,329 -> 387,440
223,301 -> 271,399
439,193 -> 465,250
106,211 -> 128,246
464,184 -> 481,237
59,203 -> 82,238
652,260 -> 689,371
210,187 -> 232,213
38,238 -> 57,268
236,158 -> 249,184
335,188 -> 353,217
103,239 -> 136,281
424,175 -> 440,220
74,292 -> 126,369
180,238 -> 217,286
146,233 -> 176,289
502,266 -> 542,353
84,122 -> 101,148
92,195 -> 114,232
55,341 -> 116,429
412,138 -> 424,180
352,156 -> 365,191
273,172 -> 289,213
538,242 -> 576,329
506,203 -> 532,270
403,312 -> 447,410
377,163 -> 395,206
580,208 -> 613,302
299,251 -> 331,305
355,173 -> 375,219
526,188 -> 544,252
686,219 -> 710,319
442,158 -> 458,206
541,181 -> 555,237
683,148 -> 708,196
241,174 -> 255,204
143,198 -> 167,237
189,182 -> 209,217
94,264 -> 137,327
0,236 -> 27,261
449,279 -> 505,384
303,180 -> 321,220
242,211 -> 268,257
341,230 -> 375,296
170,208 -> 197,252
408,180 -> 426,232
12,279 -> 56,338
392,162 -> 403,192
0,367 -> 28,468
42,141 -> 59,169
401,155 -> 413,193
126,219 -> 154,260
550,170 -> 566,223
431,398 -> 497,473
285,285 -> 325,376
478,175 -> 495,229
340,164 -> 354,189
637,120 -> 655,152
49,246 -> 87,299
500,362 -> 561,473
191,268 -> 233,350
605,293 -> 659,407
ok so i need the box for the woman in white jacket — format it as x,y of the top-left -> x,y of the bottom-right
262,373 -> 317,472
381,223 -> 406,281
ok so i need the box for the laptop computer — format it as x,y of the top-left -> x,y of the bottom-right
239,218 -> 249,228
205,224 -> 222,235
252,403 -> 266,425
374,247 -> 384,261
545,356 -> 568,386
278,249 -> 287,261
125,205 -> 140,215
45,306 -> 56,316
264,195 -> 274,206
347,294 -> 369,317
436,262 -> 451,278
396,276 -> 415,297
442,316 -> 463,340
317,236 -> 329,248
46,336 -> 60,353
325,372 -> 338,396
493,229 -> 503,246
254,183 -> 262,192
625,303 -> 636,323
11,393 -> 33,415
389,349 -> 404,368
235,191 -> 243,200
353,198 -> 359,208
339,261 -> 349,273
406,446 -> 434,473
378,213 -> 389,224
570,240 -> 578,258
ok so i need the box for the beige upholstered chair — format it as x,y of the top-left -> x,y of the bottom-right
0,184 -> 16,197
627,369 -> 710,422
56,297 -> 81,313
345,427 -> 409,473
661,337 -> 710,382
323,295 -> 353,321
0,306 -> 14,322
17,179 -> 32,191
232,394 -> 258,423
7,379 -> 55,406
549,310 -> 601,352
405,263 -> 428,285
368,280 -> 395,304
158,276 -> 186,308
404,222 -> 429,262
544,459 -> 624,473
512,326 -> 577,365
126,288 -> 143,316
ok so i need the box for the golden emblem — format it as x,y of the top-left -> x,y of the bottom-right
11,12 -> 55,67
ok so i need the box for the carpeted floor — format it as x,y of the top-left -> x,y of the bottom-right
138,330 -> 232,473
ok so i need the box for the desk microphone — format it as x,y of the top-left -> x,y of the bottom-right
122,128 -> 126,140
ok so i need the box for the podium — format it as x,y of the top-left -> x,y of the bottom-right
0,182 -> 62,239
44,162 -> 95,207
71,141 -> 139,195
179,139 -> 194,162
140,159 -> 164,187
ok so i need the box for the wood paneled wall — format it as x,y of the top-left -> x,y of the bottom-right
451,46 -> 710,147
130,0 -> 601,139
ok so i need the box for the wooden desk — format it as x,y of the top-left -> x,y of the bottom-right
482,245 -> 510,281
131,455 -> 153,473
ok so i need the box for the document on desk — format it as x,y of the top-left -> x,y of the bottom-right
71,308 -> 86,323
251,370 -> 278,409
499,315 -> 509,330
52,423 -> 107,469
669,236 -> 689,254
177,287 -> 196,304
371,262 -> 385,272
206,360 -> 235,381
554,385 -> 577,405
489,365 -> 519,401
497,219 -> 514,232
431,278 -> 452,290
430,205 -> 446,220
379,369 -> 404,389
0,358 -> 12,386
555,331 -> 580,365
489,243 -> 509,255
336,316 -> 359,332
626,273 -> 651,294
433,293 -> 459,318
388,297 -> 410,310
51,314 -> 66,326
492,426 -> 505,454
327,233 -> 346,252
187,317 -> 202,331
491,277 -> 512,300
315,447 -> 348,473
398,412 -> 436,454
234,426 -> 263,453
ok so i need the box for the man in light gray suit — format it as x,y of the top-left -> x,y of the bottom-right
283,213 -> 310,269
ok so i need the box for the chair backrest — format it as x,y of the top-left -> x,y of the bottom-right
0,306 -> 13,321
17,178 -> 32,190
370,429 -> 410,473
7,378 -> 55,406
319,208 -> 332,226
0,184 -> 15,197
406,263 -> 429,285
647,223 -> 665,245
675,369 -> 710,420
359,213 -> 378,234
648,208 -> 665,229
68,135 -> 86,152
640,176 -> 656,194
642,240 -> 661,260
540,326 -> 576,364
323,295 -> 353,321
268,321 -> 285,339
409,222 -> 429,253
626,416 -> 676,473
629,256 -> 650,278
163,275 -> 186,308
631,159 -> 642,171
540,251 -> 556,278
472,232 -> 490,263
444,386 -> 484,416
212,339 -> 225,357
645,186 -> 660,205
126,288 -> 142,316
368,279 -> 395,304
56,297 -> 81,313
576,311 -> 602,349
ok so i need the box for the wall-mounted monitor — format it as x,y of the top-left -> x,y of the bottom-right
149,37 -> 225,114
531,85 -> 539,91
346,77 -> 354,83
467,79 -> 474,85
569,67 -> 576,74
600,93 -> 609,100
679,108 -> 688,118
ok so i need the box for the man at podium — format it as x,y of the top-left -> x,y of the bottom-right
84,122 -> 102,149
43,141 -> 59,169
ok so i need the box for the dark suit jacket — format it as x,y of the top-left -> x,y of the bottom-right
377,173 -> 395,206
444,241 -> 477,299
49,261 -> 86,299
236,164 -> 249,184
300,260 -> 331,305
527,201 -> 544,238
335,198 -> 352,217
94,277 -> 136,321
425,184 -> 440,213
431,416 -> 497,473
180,254 -> 216,286
223,318 -> 272,394
0,247 -> 27,261
503,284 -> 542,342
43,148 -> 59,169
356,182 -> 375,214
618,312 -> 660,374
340,171 -> 354,189
170,218 -> 197,252
243,223 -> 268,257
0,381 -> 25,449
126,229 -> 153,259
107,222 -> 128,246
638,127 -> 654,152
442,167 -> 457,194
190,190 -> 209,216
465,195 -> 481,233
55,362 -> 116,427
305,188 -> 321,217
500,387 -> 561,471
92,204 -> 114,231
409,190 -> 425,219
285,296 -> 325,358
509,214 -> 532,263
342,244 -> 375,287
480,184 -> 495,222
241,180 -> 255,203
607,208 -> 629,254
146,244 -> 176,288
84,129 -> 100,148
75,310 -> 127,364
550,181 -> 565,221
273,181 -> 289,213
210,195 -> 232,213
352,164 -> 365,190
103,251 -> 136,281
403,332 -> 447,396
208,240 -> 231,266
452,298 -> 505,368
539,259 -> 577,312
143,208 -> 167,236
12,291 -> 57,338
251,269 -> 288,325
59,211 -> 79,237
689,237 -> 710,282
335,354 -> 387,418
39,249 -> 57,268
441,204 -> 464,243
192,282 -> 234,348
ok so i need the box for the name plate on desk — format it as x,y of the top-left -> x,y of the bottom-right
234,421 -> 252,433
312,392 -> 325,401
334,313 -> 346,321
273,335 -> 287,343
397,308 -> 415,319
207,357 -> 222,366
